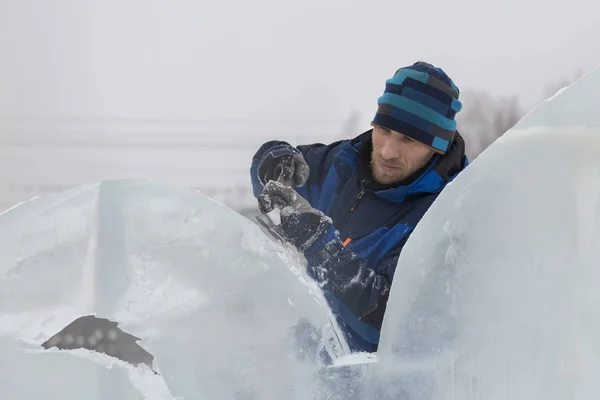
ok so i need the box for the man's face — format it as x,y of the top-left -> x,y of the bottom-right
371,124 -> 436,185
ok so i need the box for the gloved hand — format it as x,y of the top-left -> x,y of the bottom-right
258,181 -> 331,251
256,145 -> 310,187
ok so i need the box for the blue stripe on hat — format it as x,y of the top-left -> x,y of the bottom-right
377,93 -> 457,131
408,62 -> 459,95
372,113 -> 435,146
401,86 -> 449,116
449,80 -> 459,93
383,83 -> 405,97
377,102 -> 434,133
431,136 -> 450,152
409,62 -> 448,81
389,68 -> 429,85
385,81 -> 454,108
451,98 -> 462,112
400,79 -> 454,105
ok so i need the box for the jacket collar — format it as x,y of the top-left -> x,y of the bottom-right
338,129 -> 468,203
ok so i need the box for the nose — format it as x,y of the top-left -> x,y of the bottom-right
380,136 -> 401,160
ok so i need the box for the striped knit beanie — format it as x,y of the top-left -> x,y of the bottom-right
372,61 -> 462,154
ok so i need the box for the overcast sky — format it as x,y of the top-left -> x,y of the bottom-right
0,0 -> 599,129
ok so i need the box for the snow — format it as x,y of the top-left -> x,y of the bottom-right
0,341 -> 176,400
0,179 -> 349,399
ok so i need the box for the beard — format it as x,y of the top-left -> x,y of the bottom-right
370,154 -> 411,185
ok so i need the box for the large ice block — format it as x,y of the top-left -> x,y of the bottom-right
365,67 -> 600,399
0,179 -> 349,399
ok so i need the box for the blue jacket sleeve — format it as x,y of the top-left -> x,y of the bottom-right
302,223 -> 406,347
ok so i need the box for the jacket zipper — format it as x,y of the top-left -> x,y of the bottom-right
350,188 -> 365,211
341,188 -> 365,246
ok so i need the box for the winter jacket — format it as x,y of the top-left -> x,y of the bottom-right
250,129 -> 468,352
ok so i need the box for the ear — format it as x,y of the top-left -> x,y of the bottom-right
429,146 -> 445,156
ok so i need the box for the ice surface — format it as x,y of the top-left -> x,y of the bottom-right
3,66 -> 600,398
353,66 -> 600,398
0,338 -> 174,400
0,179 -> 350,399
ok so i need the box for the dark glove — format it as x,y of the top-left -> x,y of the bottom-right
258,181 -> 331,251
256,145 -> 310,187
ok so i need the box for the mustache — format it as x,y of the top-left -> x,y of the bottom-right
372,155 -> 403,169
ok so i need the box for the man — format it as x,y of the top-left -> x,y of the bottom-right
250,61 -> 468,353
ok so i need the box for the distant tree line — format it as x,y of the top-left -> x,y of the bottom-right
456,91 -> 526,160
456,70 -> 583,160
